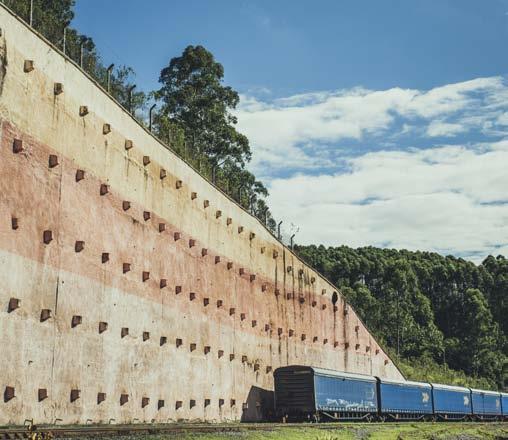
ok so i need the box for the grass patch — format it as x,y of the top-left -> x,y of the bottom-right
90,423 -> 508,440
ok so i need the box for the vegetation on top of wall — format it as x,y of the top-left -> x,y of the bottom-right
0,0 -> 277,231
1,0 -> 146,116
153,45 -> 277,231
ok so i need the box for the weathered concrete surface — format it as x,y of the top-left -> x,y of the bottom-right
0,4 -> 404,425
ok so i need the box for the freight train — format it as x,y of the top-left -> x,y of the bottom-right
274,366 -> 508,422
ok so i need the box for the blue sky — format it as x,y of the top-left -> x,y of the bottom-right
73,1 -> 508,261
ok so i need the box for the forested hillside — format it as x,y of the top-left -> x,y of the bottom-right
296,245 -> 508,389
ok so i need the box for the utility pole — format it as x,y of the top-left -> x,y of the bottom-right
127,85 -> 136,114
29,0 -> 33,26
211,159 -> 226,185
289,225 -> 299,250
238,184 -> 246,205
106,64 -> 115,93
79,40 -> 85,68
63,27 -> 67,55
249,194 -> 256,214
149,104 -> 156,132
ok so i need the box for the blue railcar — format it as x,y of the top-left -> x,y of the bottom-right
431,383 -> 472,420
471,389 -> 502,420
378,378 -> 433,420
274,365 -> 378,421
501,393 -> 508,420
313,368 -> 378,419
273,365 -> 506,423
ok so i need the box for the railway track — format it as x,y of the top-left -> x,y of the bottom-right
1,422 -> 299,439
1,421 -> 506,439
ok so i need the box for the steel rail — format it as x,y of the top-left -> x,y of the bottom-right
2,423 -> 300,439
0,421 -> 504,439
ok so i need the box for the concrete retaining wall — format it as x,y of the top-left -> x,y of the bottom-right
0,5 -> 403,425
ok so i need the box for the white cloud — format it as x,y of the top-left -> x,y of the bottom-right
267,142 -> 508,261
497,112 -> 508,126
400,77 -> 504,118
237,87 -> 415,171
236,76 -> 508,261
236,76 -> 508,175
426,121 -> 465,137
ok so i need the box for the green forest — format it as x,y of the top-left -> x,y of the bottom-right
3,0 -> 506,391
296,245 -> 508,390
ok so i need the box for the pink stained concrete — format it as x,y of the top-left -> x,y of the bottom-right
0,5 -> 401,423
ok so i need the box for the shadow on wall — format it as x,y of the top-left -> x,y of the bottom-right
241,386 -> 275,422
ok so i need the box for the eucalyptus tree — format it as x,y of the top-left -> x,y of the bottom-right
156,45 -> 251,170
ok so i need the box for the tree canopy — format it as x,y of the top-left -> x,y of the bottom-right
2,1 -> 276,231
296,245 -> 508,389
156,45 -> 251,168
153,45 -> 276,230
2,0 -> 147,115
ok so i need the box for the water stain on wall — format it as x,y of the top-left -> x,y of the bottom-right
0,32 -> 8,96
